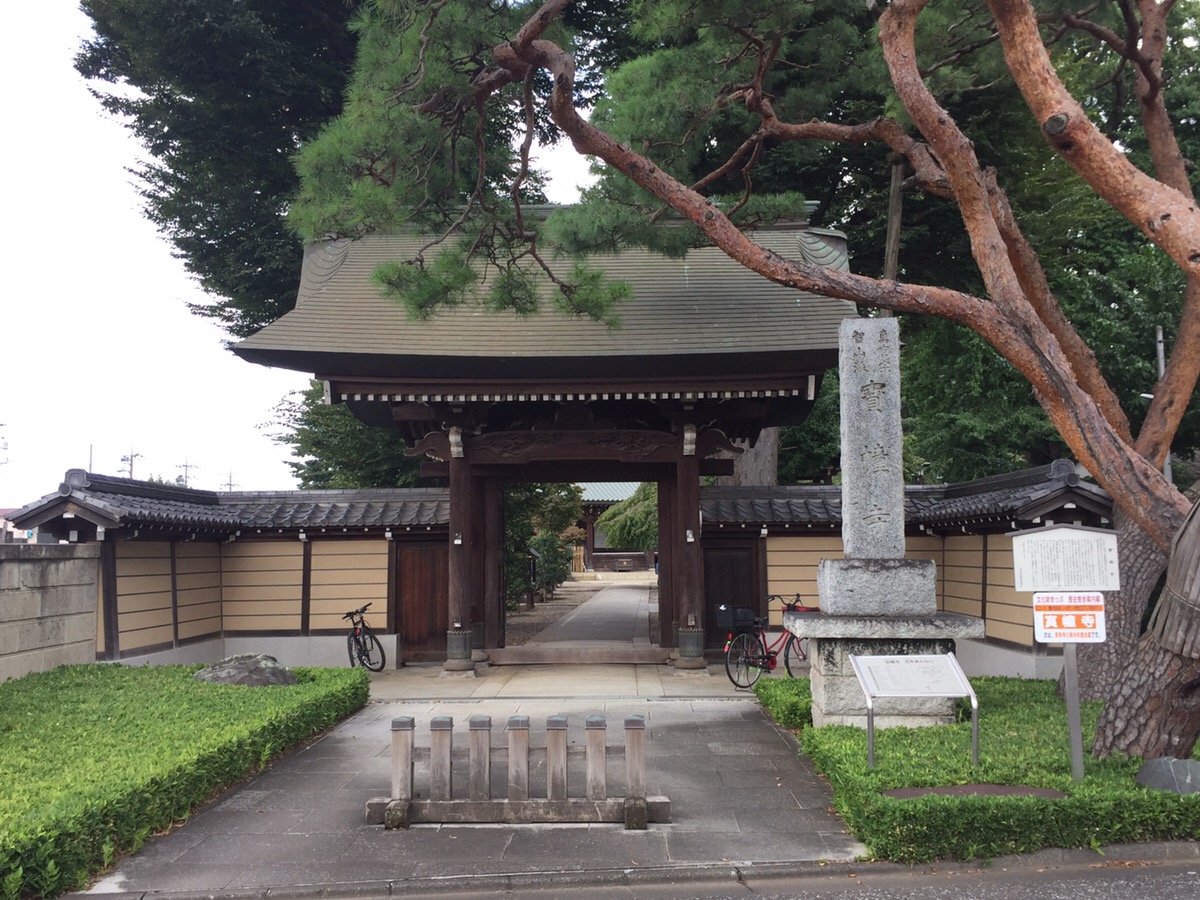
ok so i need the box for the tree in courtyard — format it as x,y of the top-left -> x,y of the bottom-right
503,484 -> 584,608
596,482 -> 659,552
289,0 -> 1200,758
75,0 -> 360,336
270,382 -> 423,489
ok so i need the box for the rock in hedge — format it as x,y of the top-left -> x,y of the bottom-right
1135,757 -> 1200,794
194,654 -> 298,686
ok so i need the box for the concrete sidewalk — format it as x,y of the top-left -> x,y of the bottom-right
76,663 -> 861,899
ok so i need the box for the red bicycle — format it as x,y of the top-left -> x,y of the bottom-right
721,594 -> 818,688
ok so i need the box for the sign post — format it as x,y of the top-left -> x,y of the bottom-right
1010,525 -> 1119,782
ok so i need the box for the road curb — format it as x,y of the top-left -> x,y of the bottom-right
69,842 -> 1200,900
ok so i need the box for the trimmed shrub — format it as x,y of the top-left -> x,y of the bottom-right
0,664 -> 368,898
756,675 -> 1200,862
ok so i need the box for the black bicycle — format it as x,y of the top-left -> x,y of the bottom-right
344,603 -> 386,671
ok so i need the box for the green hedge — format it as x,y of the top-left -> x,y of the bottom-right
754,675 -> 1200,862
0,664 -> 369,898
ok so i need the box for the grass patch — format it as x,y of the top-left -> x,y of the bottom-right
755,675 -> 1200,863
0,663 -> 369,898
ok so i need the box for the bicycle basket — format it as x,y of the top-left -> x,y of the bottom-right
715,604 -> 759,631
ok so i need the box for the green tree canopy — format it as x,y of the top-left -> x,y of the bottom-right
595,482 -> 658,552
76,0 -> 359,336
270,382 -> 423,489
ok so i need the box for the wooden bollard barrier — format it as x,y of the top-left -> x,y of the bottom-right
546,714 -> 568,801
469,715 -> 491,801
384,716 -> 415,829
624,715 -> 648,829
391,716 -> 414,800
369,711 -> 670,829
430,716 -> 453,801
507,715 -> 530,800
585,715 -> 606,801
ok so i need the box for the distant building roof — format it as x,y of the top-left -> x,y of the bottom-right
579,482 -> 641,504
701,460 -> 1111,532
9,470 -> 448,540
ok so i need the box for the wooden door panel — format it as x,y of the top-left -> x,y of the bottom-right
703,543 -> 759,647
396,542 -> 448,656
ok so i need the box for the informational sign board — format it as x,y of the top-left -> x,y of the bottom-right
849,654 -> 978,769
1009,525 -> 1119,782
1033,592 -> 1106,643
850,654 -> 973,698
1011,525 -> 1120,592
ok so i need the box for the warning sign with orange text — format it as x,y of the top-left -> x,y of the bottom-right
1032,592 -> 1106,644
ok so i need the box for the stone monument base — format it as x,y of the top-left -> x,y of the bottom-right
817,558 -> 937,617
784,612 -> 985,729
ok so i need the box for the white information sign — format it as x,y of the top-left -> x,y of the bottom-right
1011,525 -> 1120,592
849,654 -> 979,769
850,654 -> 973,698
1033,592 -> 1106,643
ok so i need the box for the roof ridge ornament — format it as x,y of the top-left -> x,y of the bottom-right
61,468 -> 90,494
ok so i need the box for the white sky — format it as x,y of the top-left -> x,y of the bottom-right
0,5 -> 592,509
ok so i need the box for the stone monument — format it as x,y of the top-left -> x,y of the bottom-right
785,318 -> 983,728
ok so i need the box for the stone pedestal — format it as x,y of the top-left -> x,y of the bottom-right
674,626 -> 708,671
443,629 -> 476,674
784,611 -> 985,728
817,558 -> 937,616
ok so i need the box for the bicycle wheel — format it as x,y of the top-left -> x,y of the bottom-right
783,634 -> 809,677
346,631 -> 359,667
357,627 -> 386,672
724,632 -> 762,688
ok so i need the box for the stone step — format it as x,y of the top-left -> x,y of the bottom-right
486,647 -> 674,666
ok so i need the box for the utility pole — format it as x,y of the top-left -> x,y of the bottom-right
177,458 -> 200,487
1157,325 -> 1173,483
120,449 -> 142,479
223,470 -> 238,491
878,153 -> 906,318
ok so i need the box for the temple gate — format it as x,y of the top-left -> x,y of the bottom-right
234,215 -> 855,670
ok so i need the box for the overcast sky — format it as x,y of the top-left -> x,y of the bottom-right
1,5 -> 590,510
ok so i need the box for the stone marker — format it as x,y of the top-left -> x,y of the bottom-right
818,318 -> 936,617
838,317 -> 906,559
791,317 -> 984,729
1136,757 -> 1200,794
193,653 -> 298,686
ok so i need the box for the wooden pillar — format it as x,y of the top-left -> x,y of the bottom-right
468,469 -> 487,661
674,445 -> 706,669
657,477 -> 676,648
582,509 -> 597,571
445,448 -> 474,672
483,478 -> 504,650
100,541 -> 119,660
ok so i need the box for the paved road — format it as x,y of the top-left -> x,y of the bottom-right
325,849 -> 1200,900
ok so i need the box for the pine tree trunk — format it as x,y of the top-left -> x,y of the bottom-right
1068,508 -> 1166,701
1092,483 -> 1200,758
1092,632 -> 1200,759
